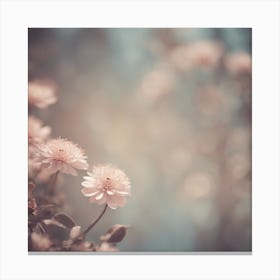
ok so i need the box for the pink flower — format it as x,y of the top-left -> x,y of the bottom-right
81,164 -> 131,209
28,80 -> 57,108
225,52 -> 252,75
36,138 -> 88,176
137,66 -> 175,103
28,116 -> 51,146
189,41 -> 223,68
169,41 -> 223,71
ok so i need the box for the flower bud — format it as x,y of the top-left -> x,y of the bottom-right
100,224 -> 129,243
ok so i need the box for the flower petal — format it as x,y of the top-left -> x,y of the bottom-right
83,176 -> 94,182
115,190 -> 130,195
72,160 -> 88,170
81,181 -> 94,188
89,195 -> 106,205
107,190 -> 115,195
95,192 -> 104,200
107,195 -> 126,209
81,188 -> 100,197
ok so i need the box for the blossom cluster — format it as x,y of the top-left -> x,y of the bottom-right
28,81 -> 131,252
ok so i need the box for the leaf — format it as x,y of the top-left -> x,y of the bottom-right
36,205 -> 56,219
53,213 -> 76,229
100,224 -> 128,243
42,219 -> 69,244
34,222 -> 47,235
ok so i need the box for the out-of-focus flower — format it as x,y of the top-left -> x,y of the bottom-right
28,80 -> 57,108
169,44 -> 193,72
36,138 -> 88,176
169,41 -> 223,71
183,172 -> 216,199
30,232 -> 51,251
189,41 -> 223,68
225,52 -> 251,75
81,164 -> 131,209
137,65 -> 175,103
97,242 -> 119,252
28,116 -> 51,146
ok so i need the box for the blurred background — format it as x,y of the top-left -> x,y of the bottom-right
28,28 -> 251,252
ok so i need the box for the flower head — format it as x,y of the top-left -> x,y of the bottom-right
138,65 -> 175,103
189,41 -> 223,68
36,138 -> 88,176
169,45 -> 193,72
225,52 -> 252,75
28,116 -> 51,146
81,164 -> 131,209
28,80 -> 57,108
169,41 -> 223,72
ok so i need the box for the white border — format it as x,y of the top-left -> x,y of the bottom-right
1,0 -> 279,279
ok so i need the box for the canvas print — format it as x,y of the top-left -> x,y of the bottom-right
28,28 -> 252,252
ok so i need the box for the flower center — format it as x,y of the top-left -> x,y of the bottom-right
53,149 -> 67,162
103,177 -> 113,191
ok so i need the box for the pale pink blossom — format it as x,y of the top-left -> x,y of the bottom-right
28,80 -> 57,108
169,45 -> 193,72
169,41 -> 223,71
225,52 -> 252,75
189,41 -> 223,68
81,164 -> 131,209
137,65 -> 175,103
36,138 -> 88,176
28,116 -> 51,146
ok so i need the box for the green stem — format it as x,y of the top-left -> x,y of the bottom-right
82,204 -> 108,236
